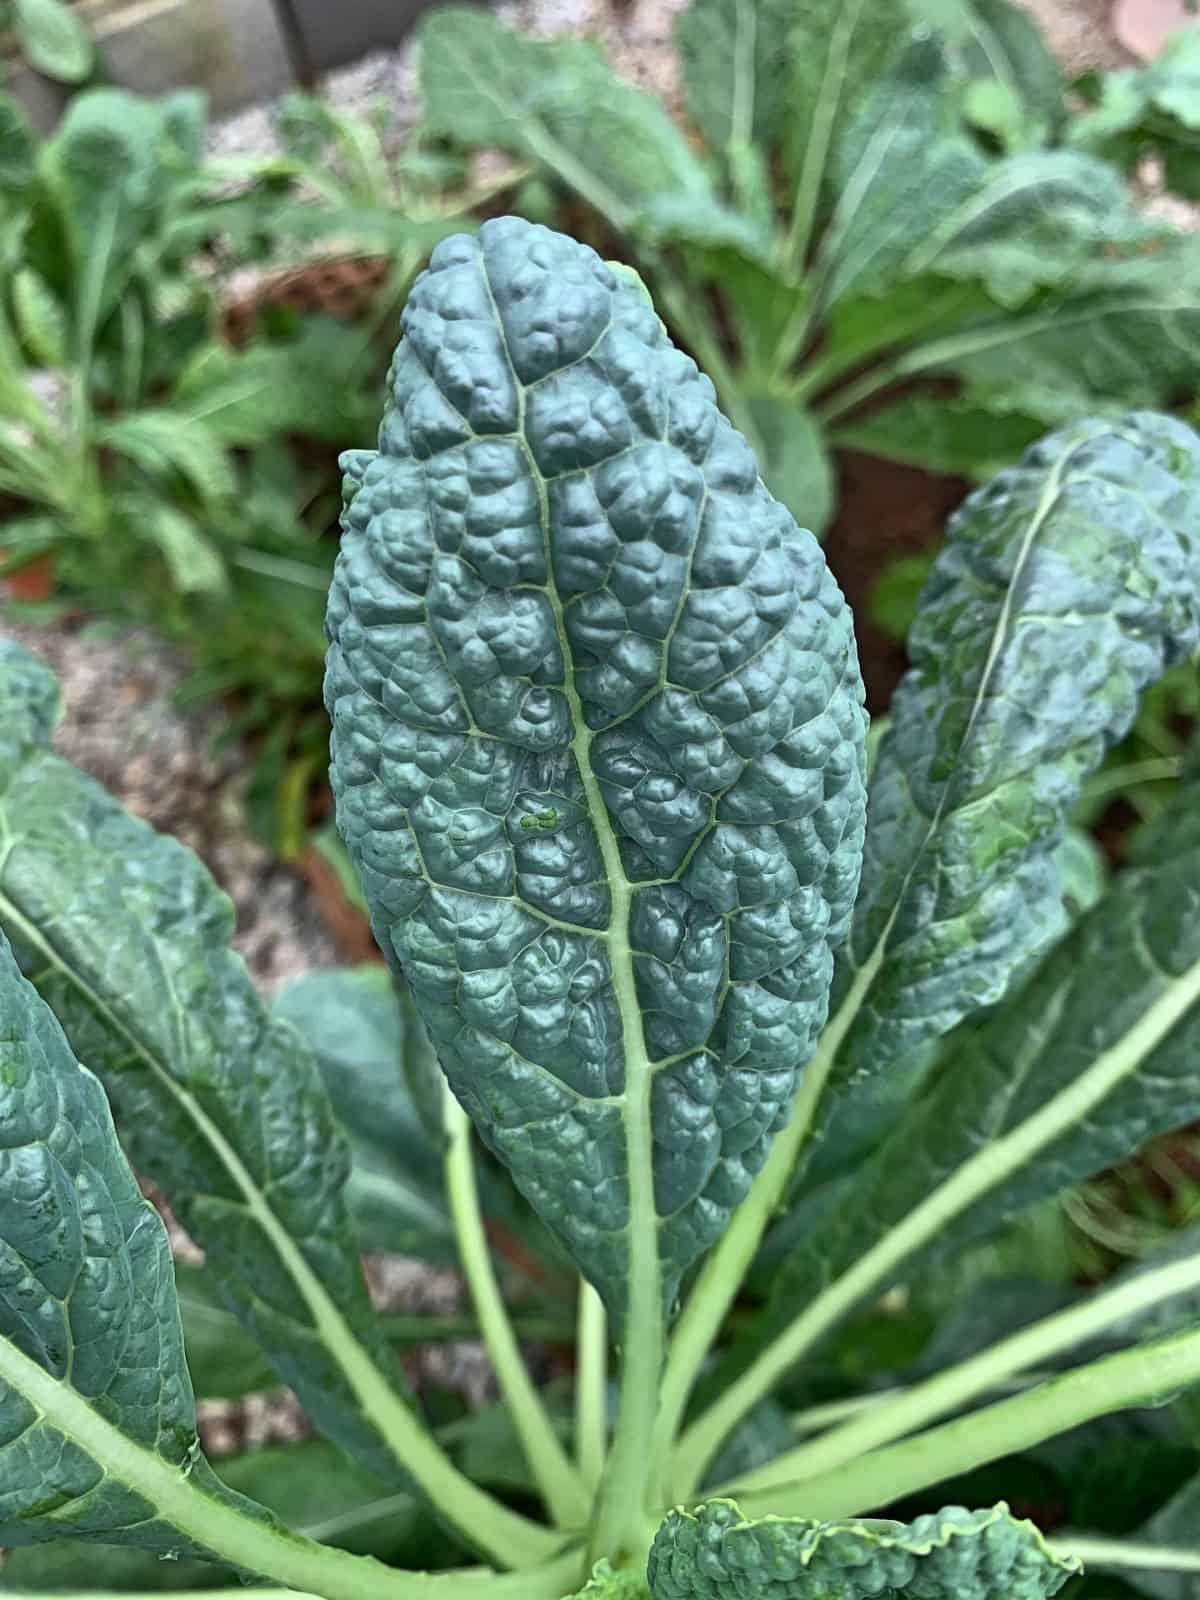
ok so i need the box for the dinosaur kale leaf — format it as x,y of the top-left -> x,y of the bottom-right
325,216 -> 867,1321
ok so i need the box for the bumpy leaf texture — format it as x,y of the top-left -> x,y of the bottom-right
0,641 -> 409,1488
799,412 -> 1200,1193
647,1501 -> 1077,1600
325,216 -> 867,1319
0,935 -> 256,1555
786,763 -> 1200,1309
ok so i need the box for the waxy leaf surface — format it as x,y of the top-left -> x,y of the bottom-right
325,216 -> 867,1319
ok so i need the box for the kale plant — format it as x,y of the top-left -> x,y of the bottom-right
416,0 -> 1200,537
4,217 -> 1200,1600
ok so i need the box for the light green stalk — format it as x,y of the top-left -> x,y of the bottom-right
444,1091 -> 590,1531
734,1325 -> 1200,1522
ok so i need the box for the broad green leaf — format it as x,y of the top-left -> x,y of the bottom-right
774,768 -> 1200,1323
801,413 -> 1200,1193
818,38 -> 1148,313
675,0 -> 800,167
702,1399 -> 795,1488
0,932 -> 265,1557
937,0 -> 1064,143
741,393 -> 834,537
171,323 -> 376,447
270,968 -> 455,1259
0,1438 -> 443,1590
0,94 -> 36,195
934,242 -> 1200,424
417,8 -> 716,233
13,0 -> 94,84
1070,27 -> 1200,201
325,216 -> 868,1322
11,269 -> 66,368
632,193 -> 775,269
159,88 -> 207,168
100,412 -> 235,505
782,0 -> 917,257
176,1265 -> 279,1401
0,644 -> 463,1506
40,90 -> 166,339
136,502 -> 228,595
814,37 -> 989,310
831,394 -> 1042,477
647,1500 -> 1078,1598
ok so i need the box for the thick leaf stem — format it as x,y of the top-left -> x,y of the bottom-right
575,1281 -> 609,1492
0,1334 -> 579,1600
2,896 -> 559,1573
1046,1538 -> 1200,1575
443,1090 -> 590,1531
733,1324 -> 1200,1522
716,1245 -> 1200,1498
677,948 -> 1200,1492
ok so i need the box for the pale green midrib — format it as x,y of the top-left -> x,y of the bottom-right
718,1244 -> 1200,1497
681,945 -> 1200,1480
1047,1537 -> 1200,1574
443,1093 -> 590,1531
471,254 -> 663,1558
817,291 -> 1200,426
0,1334 -> 493,1600
729,0 -> 756,149
0,892 -> 557,1572
902,162 -> 1081,281
786,0 -> 866,270
742,1324 -> 1200,1523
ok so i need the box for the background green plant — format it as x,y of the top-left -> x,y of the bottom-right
7,210 -> 1200,1596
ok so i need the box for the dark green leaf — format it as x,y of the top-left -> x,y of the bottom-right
0,932 -> 264,1557
13,0 -> 94,84
648,1500 -> 1078,1598
418,8 -> 716,233
832,395 -> 1043,478
100,412 -> 236,505
802,413 -> 1200,1191
0,94 -> 36,194
271,968 -> 455,1259
40,90 -> 166,336
782,0 -> 915,234
941,241 -> 1200,424
938,0 -> 1064,142
0,642 -> 424,1490
675,0 -> 801,168
0,1437 -> 446,1590
325,216 -> 868,1321
779,770 -> 1200,1320
176,1265 -> 279,1402
11,268 -> 66,368
820,37 -> 1147,314
1135,1470 -> 1200,1597
741,393 -> 834,537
